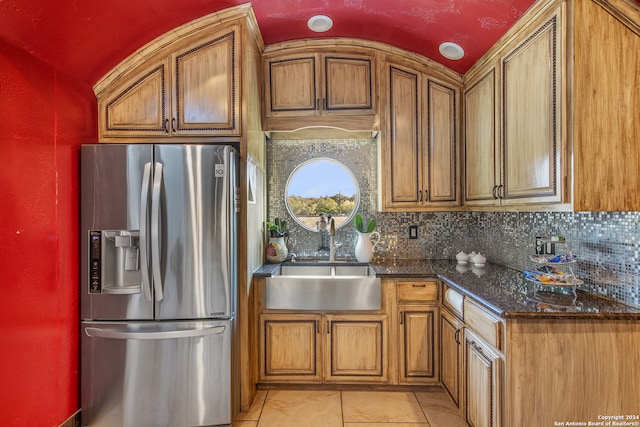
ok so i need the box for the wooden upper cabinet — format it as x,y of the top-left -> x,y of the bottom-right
100,60 -> 171,137
97,24 -> 241,139
382,62 -> 460,211
463,5 -> 565,208
464,69 -> 500,206
172,28 -> 239,135
262,49 -> 378,131
501,13 -> 562,205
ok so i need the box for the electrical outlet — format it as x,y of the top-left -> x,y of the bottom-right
409,225 -> 418,239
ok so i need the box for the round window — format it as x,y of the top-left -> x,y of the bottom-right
285,158 -> 360,232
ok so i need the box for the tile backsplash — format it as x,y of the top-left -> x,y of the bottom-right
267,138 -> 640,308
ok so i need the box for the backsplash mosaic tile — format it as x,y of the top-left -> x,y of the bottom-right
267,138 -> 640,308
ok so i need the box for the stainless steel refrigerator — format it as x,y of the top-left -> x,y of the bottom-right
80,144 -> 239,427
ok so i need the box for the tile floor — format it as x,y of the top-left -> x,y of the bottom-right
233,388 -> 469,427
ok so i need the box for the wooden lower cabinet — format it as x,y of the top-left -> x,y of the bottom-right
465,329 -> 503,427
259,313 -> 322,382
325,315 -> 387,382
259,313 -> 387,384
440,308 -> 464,408
398,306 -> 438,383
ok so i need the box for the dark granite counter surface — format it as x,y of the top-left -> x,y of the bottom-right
254,259 -> 640,319
370,259 -> 640,319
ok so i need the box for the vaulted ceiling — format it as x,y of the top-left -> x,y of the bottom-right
0,0 -> 540,86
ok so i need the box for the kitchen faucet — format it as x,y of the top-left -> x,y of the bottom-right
328,217 -> 342,262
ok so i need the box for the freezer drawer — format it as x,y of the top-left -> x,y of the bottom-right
81,320 -> 232,427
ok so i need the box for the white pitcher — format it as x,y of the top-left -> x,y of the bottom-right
354,231 -> 380,262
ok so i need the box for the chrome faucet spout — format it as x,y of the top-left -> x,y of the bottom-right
328,218 -> 342,261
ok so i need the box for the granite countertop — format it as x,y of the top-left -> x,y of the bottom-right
255,259 -> 640,319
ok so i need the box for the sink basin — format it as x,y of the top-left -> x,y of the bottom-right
279,264 -> 371,277
266,263 -> 381,310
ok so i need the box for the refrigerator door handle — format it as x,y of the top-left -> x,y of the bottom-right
151,162 -> 164,301
84,325 -> 226,340
139,162 -> 153,301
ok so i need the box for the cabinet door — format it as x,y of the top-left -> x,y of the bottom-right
465,331 -> 502,427
398,306 -> 438,383
259,314 -> 322,382
265,55 -> 319,117
98,59 -> 171,138
324,55 -> 375,114
464,69 -> 499,205
325,315 -> 387,382
425,80 -> 459,205
384,64 -> 422,208
501,15 -> 562,204
440,309 -> 464,408
172,26 -> 240,136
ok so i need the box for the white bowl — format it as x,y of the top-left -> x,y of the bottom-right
456,251 -> 469,264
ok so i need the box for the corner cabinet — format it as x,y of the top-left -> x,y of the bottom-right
464,4 -> 566,208
381,61 -> 461,211
262,48 -> 378,131
96,23 -> 241,140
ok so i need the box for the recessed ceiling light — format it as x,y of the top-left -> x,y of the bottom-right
439,42 -> 465,60
307,15 -> 333,32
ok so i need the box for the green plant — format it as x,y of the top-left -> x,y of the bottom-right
354,213 -> 376,233
264,217 -> 287,236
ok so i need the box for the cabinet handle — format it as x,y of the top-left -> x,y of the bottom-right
316,321 -> 319,334
492,185 -> 498,199
400,311 -> 404,325
326,320 -> 330,334
412,283 -> 426,288
171,117 -> 177,133
163,119 -> 169,133
454,326 -> 464,345
418,190 -> 422,202
470,340 -> 484,354
316,99 -> 320,111
322,98 -> 326,110
498,184 -> 504,199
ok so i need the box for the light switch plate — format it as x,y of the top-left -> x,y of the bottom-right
409,225 -> 418,239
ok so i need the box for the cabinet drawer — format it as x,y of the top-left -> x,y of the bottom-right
464,300 -> 503,351
397,281 -> 438,303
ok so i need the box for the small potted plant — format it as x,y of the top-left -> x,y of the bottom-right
264,217 -> 288,238
353,214 -> 380,262
264,217 -> 288,263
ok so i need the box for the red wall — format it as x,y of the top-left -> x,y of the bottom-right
0,39 -> 97,426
